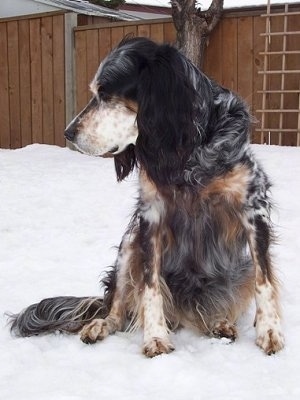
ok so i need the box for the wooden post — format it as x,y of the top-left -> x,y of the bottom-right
64,12 -> 77,149
65,12 -> 77,127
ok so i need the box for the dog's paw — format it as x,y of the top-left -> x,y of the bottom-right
80,319 -> 109,344
143,337 -> 175,358
256,317 -> 285,355
211,321 -> 238,342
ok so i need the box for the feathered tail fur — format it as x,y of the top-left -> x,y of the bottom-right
8,296 -> 107,337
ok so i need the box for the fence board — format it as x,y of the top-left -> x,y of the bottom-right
29,18 -> 43,144
163,22 -> 176,44
99,27 -> 112,62
7,21 -> 21,149
221,17 -> 238,91
41,16 -> 54,145
150,23 -> 164,43
124,24 -> 137,37
75,30 -> 88,112
237,17 -> 253,106
111,26 -> 124,48
19,19 -> 32,147
0,23 -> 10,148
53,14 -> 66,147
86,29 -> 100,86
137,24 -> 151,38
203,21 -> 222,82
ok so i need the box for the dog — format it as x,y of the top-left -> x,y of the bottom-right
9,37 -> 284,357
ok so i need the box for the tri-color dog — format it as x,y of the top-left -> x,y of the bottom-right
9,37 -> 284,357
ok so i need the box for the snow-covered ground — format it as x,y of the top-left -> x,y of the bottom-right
0,143 -> 299,399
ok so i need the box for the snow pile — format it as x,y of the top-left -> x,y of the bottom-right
0,144 -> 299,399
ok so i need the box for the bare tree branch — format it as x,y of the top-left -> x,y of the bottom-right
171,0 -> 224,68
196,0 -> 224,34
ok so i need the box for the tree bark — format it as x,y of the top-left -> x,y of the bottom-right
171,0 -> 224,69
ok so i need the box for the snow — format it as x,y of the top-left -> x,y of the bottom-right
0,143 -> 300,399
125,0 -> 300,10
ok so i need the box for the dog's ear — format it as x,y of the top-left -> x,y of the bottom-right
114,144 -> 136,182
135,45 -> 208,186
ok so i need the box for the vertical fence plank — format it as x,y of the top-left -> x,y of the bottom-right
237,17 -> 254,108
7,21 -> 21,149
203,21 -> 222,82
30,18 -> 43,145
124,24 -> 137,38
86,29 -> 100,85
137,24 -> 151,38
98,27 -> 112,62
53,14 -> 66,147
163,21 -> 176,44
75,30 -> 87,113
150,23 -> 164,42
0,22 -> 10,148
41,16 -> 54,144
221,17 -> 238,91
19,19 -> 32,147
111,26 -> 124,48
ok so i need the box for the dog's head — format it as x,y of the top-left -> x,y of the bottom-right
65,37 -> 212,184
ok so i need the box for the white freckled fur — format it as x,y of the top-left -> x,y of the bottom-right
139,173 -> 165,225
74,102 -> 138,156
142,284 -> 174,355
143,285 -> 169,343
255,279 -> 284,352
142,199 -> 165,225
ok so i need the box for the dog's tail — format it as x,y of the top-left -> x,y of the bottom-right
7,296 -> 107,337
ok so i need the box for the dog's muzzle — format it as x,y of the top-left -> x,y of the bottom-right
64,97 -> 97,143
64,126 -> 76,142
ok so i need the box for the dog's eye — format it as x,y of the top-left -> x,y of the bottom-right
98,90 -> 110,102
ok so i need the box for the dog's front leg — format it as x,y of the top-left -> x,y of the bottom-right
80,232 -> 134,344
139,217 -> 174,357
244,207 -> 285,355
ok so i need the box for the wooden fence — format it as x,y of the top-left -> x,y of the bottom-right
0,5 -> 299,148
0,12 -> 66,148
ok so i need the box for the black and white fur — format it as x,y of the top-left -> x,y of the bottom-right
9,37 -> 284,356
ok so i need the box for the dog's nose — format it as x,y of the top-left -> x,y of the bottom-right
64,126 -> 76,142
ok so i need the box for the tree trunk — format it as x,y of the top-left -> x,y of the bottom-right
171,0 -> 224,69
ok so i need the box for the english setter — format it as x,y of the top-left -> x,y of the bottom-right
9,37 -> 284,356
